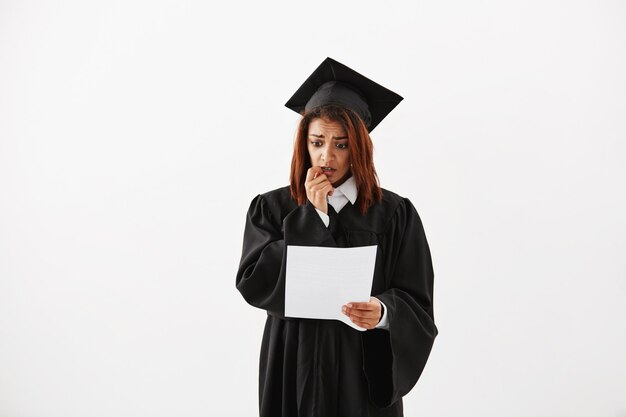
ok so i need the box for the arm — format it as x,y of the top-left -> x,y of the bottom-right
235,194 -> 336,317
361,198 -> 438,407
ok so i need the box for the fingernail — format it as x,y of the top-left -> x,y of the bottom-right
347,303 -> 352,308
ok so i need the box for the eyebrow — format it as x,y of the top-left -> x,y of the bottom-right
309,134 -> 348,140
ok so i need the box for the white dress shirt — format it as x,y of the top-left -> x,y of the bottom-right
313,175 -> 389,330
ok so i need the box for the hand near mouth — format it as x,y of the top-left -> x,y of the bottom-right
305,166 -> 335,214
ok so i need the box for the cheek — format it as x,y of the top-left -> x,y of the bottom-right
339,153 -> 350,170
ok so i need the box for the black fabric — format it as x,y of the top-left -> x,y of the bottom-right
236,186 -> 438,417
304,80 -> 372,129
284,57 -> 404,132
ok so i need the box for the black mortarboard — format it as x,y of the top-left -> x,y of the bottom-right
284,57 -> 403,132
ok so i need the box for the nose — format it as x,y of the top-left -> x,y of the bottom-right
321,146 -> 334,163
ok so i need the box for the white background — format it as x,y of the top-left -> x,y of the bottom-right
1,1 -> 625,416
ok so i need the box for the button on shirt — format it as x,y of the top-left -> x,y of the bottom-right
313,175 -> 389,330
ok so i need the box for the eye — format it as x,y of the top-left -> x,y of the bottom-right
310,141 -> 322,147
336,143 -> 348,149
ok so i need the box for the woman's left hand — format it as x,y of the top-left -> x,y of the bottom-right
342,297 -> 382,330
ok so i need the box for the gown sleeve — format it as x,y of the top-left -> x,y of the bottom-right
235,194 -> 336,317
360,197 -> 438,408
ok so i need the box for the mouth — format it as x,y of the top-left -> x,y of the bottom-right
321,166 -> 336,176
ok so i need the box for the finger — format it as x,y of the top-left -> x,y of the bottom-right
346,302 -> 376,311
310,183 -> 327,195
347,310 -> 378,320
307,173 -> 330,188
311,182 -> 333,195
320,182 -> 334,196
306,166 -> 324,183
344,304 -> 377,320
306,167 -> 317,183
351,319 -> 374,329
306,176 -> 330,195
343,305 -> 376,319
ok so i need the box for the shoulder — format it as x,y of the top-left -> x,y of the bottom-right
246,185 -> 299,224
259,185 -> 292,204
259,185 -> 298,212
377,187 -> 423,229
379,187 -> 417,214
380,187 -> 405,206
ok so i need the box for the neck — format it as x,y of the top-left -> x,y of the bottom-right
331,171 -> 352,188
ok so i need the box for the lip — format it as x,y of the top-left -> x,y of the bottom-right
321,167 -> 336,176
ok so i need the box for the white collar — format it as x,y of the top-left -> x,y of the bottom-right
332,175 -> 358,204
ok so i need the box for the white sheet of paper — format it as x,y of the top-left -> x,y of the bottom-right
285,245 -> 378,331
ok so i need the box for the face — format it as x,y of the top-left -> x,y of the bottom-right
307,117 -> 351,187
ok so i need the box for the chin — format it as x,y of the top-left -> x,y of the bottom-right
331,172 -> 350,187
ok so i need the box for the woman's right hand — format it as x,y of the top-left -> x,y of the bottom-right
305,167 -> 334,214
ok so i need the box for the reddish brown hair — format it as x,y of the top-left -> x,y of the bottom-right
289,104 -> 382,214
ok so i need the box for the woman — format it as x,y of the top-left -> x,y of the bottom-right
236,57 -> 438,417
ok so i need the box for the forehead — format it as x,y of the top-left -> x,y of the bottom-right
308,117 -> 346,134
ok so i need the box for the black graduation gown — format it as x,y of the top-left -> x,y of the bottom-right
236,185 -> 438,417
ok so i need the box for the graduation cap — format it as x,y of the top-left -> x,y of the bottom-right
285,57 -> 403,132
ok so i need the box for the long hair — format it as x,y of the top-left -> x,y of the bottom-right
289,104 -> 382,214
